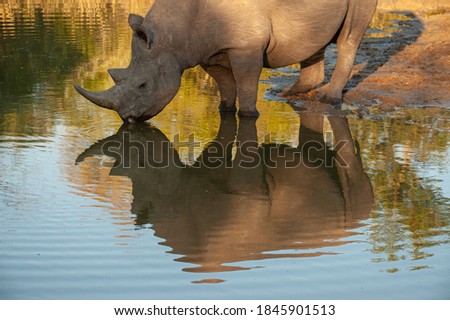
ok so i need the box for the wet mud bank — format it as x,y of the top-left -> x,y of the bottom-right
266,5 -> 450,111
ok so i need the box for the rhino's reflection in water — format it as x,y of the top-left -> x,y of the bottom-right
77,111 -> 373,273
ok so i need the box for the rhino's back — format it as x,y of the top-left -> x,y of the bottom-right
194,0 -> 349,67
146,0 -> 352,67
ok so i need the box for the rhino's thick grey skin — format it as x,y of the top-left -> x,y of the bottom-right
75,0 -> 378,122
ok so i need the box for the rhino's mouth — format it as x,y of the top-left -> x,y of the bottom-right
123,115 -> 152,124
118,103 -> 155,123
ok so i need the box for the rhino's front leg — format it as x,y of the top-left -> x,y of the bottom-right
228,49 -> 263,117
201,64 -> 237,112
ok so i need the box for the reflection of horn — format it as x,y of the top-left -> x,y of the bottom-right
74,84 -> 120,111
75,138 -> 110,164
75,123 -> 142,164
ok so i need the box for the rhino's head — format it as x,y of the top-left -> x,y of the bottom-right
75,14 -> 182,123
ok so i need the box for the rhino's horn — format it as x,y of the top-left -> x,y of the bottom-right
74,84 -> 119,111
108,68 -> 128,84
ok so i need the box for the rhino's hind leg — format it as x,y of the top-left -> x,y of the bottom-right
320,1 -> 377,105
201,65 -> 237,112
319,38 -> 359,105
282,48 -> 325,97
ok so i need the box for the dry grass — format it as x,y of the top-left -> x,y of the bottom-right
377,0 -> 449,13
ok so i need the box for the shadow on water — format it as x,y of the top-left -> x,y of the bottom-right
77,110 -> 374,275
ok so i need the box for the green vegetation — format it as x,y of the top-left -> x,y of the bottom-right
348,109 -> 450,268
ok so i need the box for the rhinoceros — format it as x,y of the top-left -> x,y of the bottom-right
75,0 -> 378,123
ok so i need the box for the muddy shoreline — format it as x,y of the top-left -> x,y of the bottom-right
346,8 -> 450,109
267,6 -> 449,110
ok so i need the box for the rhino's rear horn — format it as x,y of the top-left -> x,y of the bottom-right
108,68 -> 128,84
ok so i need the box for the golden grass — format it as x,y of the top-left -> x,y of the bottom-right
377,0 -> 449,12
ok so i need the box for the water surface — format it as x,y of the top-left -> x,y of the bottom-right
1,0 -> 449,299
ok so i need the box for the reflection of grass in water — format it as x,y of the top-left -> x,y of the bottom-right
0,0 -> 155,92
366,11 -> 412,38
0,1 -> 157,136
0,0 -> 155,16
350,108 -> 450,270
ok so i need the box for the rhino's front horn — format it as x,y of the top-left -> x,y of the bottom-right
74,84 -> 120,111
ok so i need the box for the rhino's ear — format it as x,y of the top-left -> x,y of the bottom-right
129,14 -> 153,49
128,14 -> 144,27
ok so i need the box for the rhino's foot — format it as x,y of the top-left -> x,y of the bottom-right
238,109 -> 260,118
313,84 -> 342,106
218,101 -> 237,113
280,84 -> 315,98
319,94 -> 342,106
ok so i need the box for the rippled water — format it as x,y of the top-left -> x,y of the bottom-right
1,0 -> 450,299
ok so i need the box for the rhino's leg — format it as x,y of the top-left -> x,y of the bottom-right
228,49 -> 263,117
283,48 -> 325,96
319,40 -> 359,105
320,2 -> 376,105
201,65 -> 237,112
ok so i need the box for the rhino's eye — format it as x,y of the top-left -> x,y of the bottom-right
138,82 -> 149,92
